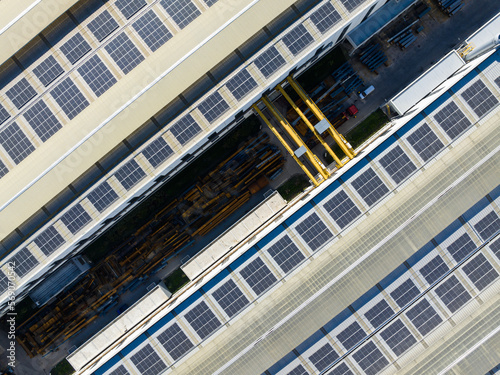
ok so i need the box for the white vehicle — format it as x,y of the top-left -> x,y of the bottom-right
359,85 -> 375,99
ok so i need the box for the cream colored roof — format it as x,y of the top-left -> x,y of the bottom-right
0,0 -> 298,239
0,0 -> 79,65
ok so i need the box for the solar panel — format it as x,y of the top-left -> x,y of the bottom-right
254,46 -> 287,79
490,237 -> 500,260
169,114 -> 202,145
328,363 -> 354,375
160,0 -> 201,29
33,226 -> 65,256
380,319 -> 417,356
86,182 -> 119,212
129,344 -> 167,375
203,0 -> 219,6
198,92 -> 230,123
419,255 -> 450,284
114,159 -> 146,191
0,160 -> 8,179
462,253 -> 499,291
336,321 -> 366,350
60,33 -> 92,64
87,10 -> 119,42
390,279 -> 420,308
323,190 -> 362,229
341,0 -> 366,12
225,69 -> 258,101
433,101 -> 472,140
133,10 -> 173,52
308,343 -> 339,372
184,301 -> 221,340
473,211 -> 500,241
352,341 -> 389,375
286,365 -> 308,375
23,100 -> 62,142
60,204 -> 92,235
406,298 -> 442,336
0,103 -> 10,125
33,55 -> 64,87
309,2 -> 342,34
0,271 -> 10,295
6,78 -> 37,109
109,365 -> 130,375
11,247 -> 39,278
142,137 -> 174,168
212,279 -> 249,318
364,299 -> 394,328
78,55 -> 117,97
239,257 -> 277,296
115,0 -> 147,19
0,122 -> 36,164
378,145 -> 417,185
266,235 -> 305,273
350,168 -> 389,207
105,33 -> 145,74
294,212 -> 334,252
281,24 -> 314,56
460,80 -> 498,118
50,77 -> 89,120
434,275 -> 471,313
406,123 -> 444,162
495,76 -> 500,88
156,323 -> 194,361
446,233 -> 476,262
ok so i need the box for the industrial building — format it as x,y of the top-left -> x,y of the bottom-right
60,11 -> 500,375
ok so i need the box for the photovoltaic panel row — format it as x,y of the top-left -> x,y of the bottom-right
254,46 -> 287,79
0,272 -> 9,295
212,279 -> 249,318
60,204 -> 92,235
390,279 -> 420,308
309,2 -> 342,34
184,301 -> 221,340
129,344 -> 167,375
405,298 -> 442,335
266,235 -> 305,273
378,145 -> 417,184
380,318 -> 417,356
364,299 -> 393,328
419,255 -> 450,284
198,92 -> 230,123
351,341 -> 389,375
0,122 -> 35,164
322,189 -> 362,229
169,114 -> 202,145
434,275 -> 471,313
405,123 -> 444,162
0,104 -> 10,125
309,343 -> 339,372
109,365 -> 129,375
460,80 -> 498,118
5,78 -> 37,109
60,33 -> 92,64
115,0 -> 147,19
114,159 -> 146,191
446,233 -> 476,262
11,247 -> 39,278
33,55 -> 64,87
87,10 -> 119,42
160,0 -> 201,29
336,321 -> 366,350
225,69 -> 258,101
281,24 -> 315,56
340,0 -> 367,12
23,100 -> 62,142
287,365 -> 309,375
156,323 -> 194,360
204,0 -> 219,6
433,101 -> 471,140
105,33 -> 145,74
133,10 -> 173,52
50,77 -> 90,120
141,137 -> 174,168
0,160 -> 8,179
87,182 -> 119,212
473,211 -> 500,240
350,168 -> 389,207
33,225 -> 65,256
239,257 -> 277,296
462,253 -> 499,291
294,212 -> 333,251
78,55 -> 118,97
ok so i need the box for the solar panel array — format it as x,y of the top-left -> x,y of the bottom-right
11,248 -> 39,278
351,341 -> 389,375
309,2 -> 342,34
350,168 -> 389,207
322,189 -> 362,229
446,233 -> 476,262
419,255 -> 450,284
0,160 -> 8,179
336,321 -> 366,350
0,122 -> 36,164
434,275 -> 471,313
378,145 -> 416,184
156,323 -> 194,361
114,159 -> 146,191
169,114 -> 202,145
184,301 -> 221,339
105,33 -> 145,74
60,33 -> 92,64
133,10 -> 173,52
50,77 -> 89,120
266,235 -> 305,273
198,92 -> 230,123
462,253 -> 499,291
87,182 -> 120,213
405,298 -> 442,336
460,80 -> 499,118
32,55 -> 64,87
390,279 -> 420,308
115,0 -> 147,19
160,0 -> 201,29
129,344 -> 167,375
60,204 -> 92,235
78,55 -> 118,98
33,226 -> 65,256
294,212 -> 333,251
254,46 -> 287,79
88,10 -> 119,42
6,78 -> 37,109
225,69 -> 258,101
141,137 -> 174,168
287,365 -> 309,375
341,0 -> 367,12
109,365 -> 130,375
406,123 -> 444,162
380,318 -> 417,356
433,101 -> 471,140
309,343 -> 339,371
0,104 -> 10,125
281,24 -> 315,56
212,279 -> 249,318
473,211 -> 500,240
0,272 -> 9,296
489,238 -> 500,259
239,257 -> 277,296
203,0 -> 219,6
363,299 -> 393,328
329,363 -> 354,375
23,100 -> 62,142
